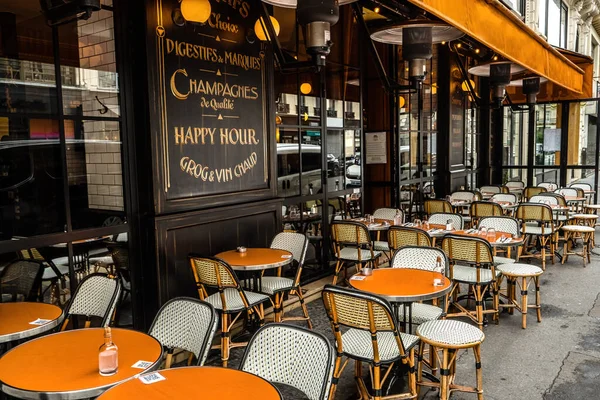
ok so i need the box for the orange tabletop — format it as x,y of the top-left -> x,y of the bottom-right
0,302 -> 63,343
565,196 -> 586,202
216,248 -> 293,271
97,367 -> 282,400
0,328 -> 162,399
453,230 -> 524,247
349,268 -> 451,303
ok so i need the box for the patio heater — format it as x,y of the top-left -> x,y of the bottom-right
39,0 -> 101,26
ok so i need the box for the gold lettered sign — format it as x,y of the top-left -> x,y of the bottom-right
152,0 -> 268,199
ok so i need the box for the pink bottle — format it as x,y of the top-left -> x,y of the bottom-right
99,327 -> 119,376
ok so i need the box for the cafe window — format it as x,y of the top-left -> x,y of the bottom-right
538,0 -> 568,48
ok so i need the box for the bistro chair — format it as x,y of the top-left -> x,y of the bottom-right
416,319 -> 485,400
148,297 -> 218,368
19,248 -> 69,306
429,212 -> 464,230
330,221 -> 381,285
479,185 -> 501,197
495,262 -> 543,329
240,323 -> 335,400
515,203 -> 557,270
441,234 -> 499,330
189,255 -> 271,367
450,191 -> 478,226
523,186 -> 547,201
60,273 -> 121,330
506,180 -> 525,200
555,187 -> 579,197
469,201 -> 503,227
537,182 -> 557,192
260,232 -> 312,328
373,208 -> 403,257
478,216 -> 521,265
561,224 -> 595,267
0,260 -> 44,302
490,193 -> 518,204
322,285 -> 419,400
424,199 -> 452,216
388,226 -> 432,252
105,243 -> 132,326
570,182 -> 592,191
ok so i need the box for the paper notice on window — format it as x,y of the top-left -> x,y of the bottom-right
366,132 -> 387,164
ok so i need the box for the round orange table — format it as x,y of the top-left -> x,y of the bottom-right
453,230 -> 524,248
216,248 -> 292,272
0,302 -> 63,343
0,328 -> 163,399
97,366 -> 282,399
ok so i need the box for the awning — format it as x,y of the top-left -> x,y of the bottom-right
405,0 -> 585,94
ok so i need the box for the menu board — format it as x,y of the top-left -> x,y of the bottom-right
449,85 -> 465,166
150,0 -> 268,200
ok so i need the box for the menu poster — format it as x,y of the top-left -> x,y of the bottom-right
150,0 -> 269,200
365,132 -> 387,164
449,84 -> 465,166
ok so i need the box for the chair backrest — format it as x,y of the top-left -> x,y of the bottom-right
387,226 -> 432,250
478,216 -> 520,237
441,234 -> 494,266
391,246 -> 449,276
240,323 -> 335,400
106,243 -> 130,287
570,182 -> 592,191
516,203 -> 554,224
480,185 -> 501,194
524,186 -> 547,200
149,297 -> 218,367
451,191 -> 477,202
429,213 -> 464,230
470,201 -> 503,219
506,181 -> 525,190
538,182 -> 557,191
271,232 -> 308,287
424,199 -> 452,215
490,193 -> 517,204
62,273 -> 121,329
373,208 -> 402,221
555,187 -> 578,197
322,285 -> 409,362
331,221 -> 372,246
189,256 -> 248,312
529,194 -> 559,205
0,260 -> 44,302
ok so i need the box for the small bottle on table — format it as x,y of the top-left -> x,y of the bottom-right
99,327 -> 119,376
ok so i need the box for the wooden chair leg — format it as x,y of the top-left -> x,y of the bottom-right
535,276 -> 542,323
221,313 -> 229,367
332,261 -> 343,285
297,288 -> 312,329
329,355 -> 343,400
474,345 -> 483,400
521,276 -> 528,329
440,348 -> 450,400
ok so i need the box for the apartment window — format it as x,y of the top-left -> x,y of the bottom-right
539,0 -> 568,48
504,0 -> 525,15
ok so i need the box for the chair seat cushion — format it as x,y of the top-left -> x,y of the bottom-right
337,248 -> 382,262
373,241 -> 390,252
397,303 -> 443,325
341,329 -> 419,362
493,256 -> 515,265
258,277 -> 294,295
417,320 -> 484,347
571,214 -> 599,220
204,288 -> 270,312
451,265 -> 499,284
562,225 -> 595,233
496,263 -> 543,277
523,226 -> 556,235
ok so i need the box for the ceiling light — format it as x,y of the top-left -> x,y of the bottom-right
461,79 -> 475,92
374,7 -> 380,13
255,16 -> 280,41
180,0 -> 211,23
475,48 -> 480,54
300,83 -> 312,95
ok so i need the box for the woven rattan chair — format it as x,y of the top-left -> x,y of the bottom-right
441,234 -> 499,329
322,285 -> 419,400
330,221 -> 381,285
148,297 -> 218,368
538,182 -> 557,192
373,208 -> 403,257
189,255 -> 271,367
479,186 -> 501,196
451,191 -> 477,226
478,216 -> 521,265
506,180 -> 525,192
429,213 -> 464,230
555,187 -> 578,197
490,193 -> 517,204
469,201 -> 503,227
0,260 -> 44,302
60,273 -> 121,330
416,320 -> 485,400
424,199 -> 452,216
260,232 -> 312,328
516,203 -> 557,270
388,226 -> 432,252
570,182 -> 592,191
523,186 -> 547,201
240,323 -> 335,400
495,262 -> 543,329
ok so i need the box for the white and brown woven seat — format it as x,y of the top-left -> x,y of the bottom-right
478,216 -> 522,265
516,203 -> 557,270
373,208 -> 403,258
331,221 -> 381,285
496,263 -> 543,329
416,320 -> 485,400
322,285 -> 419,400
561,225 -> 595,266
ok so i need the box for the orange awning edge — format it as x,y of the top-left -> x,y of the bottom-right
405,0 -> 585,94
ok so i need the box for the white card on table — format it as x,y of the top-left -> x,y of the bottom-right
131,360 -> 153,369
139,372 -> 166,384
351,275 -> 366,281
29,318 -> 52,326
